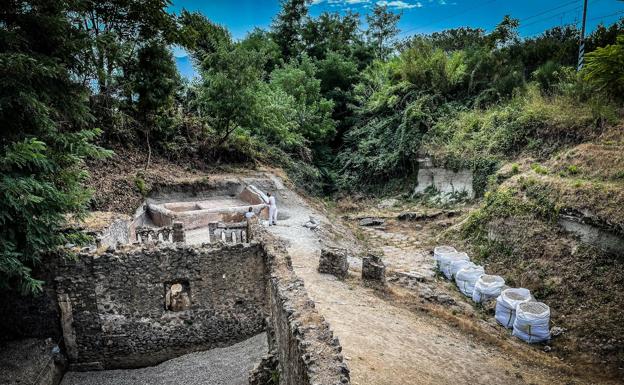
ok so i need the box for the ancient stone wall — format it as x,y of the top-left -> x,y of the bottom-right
257,229 -> 350,385
2,224 -> 350,385
96,218 -> 130,249
56,244 -> 268,370
318,248 -> 349,280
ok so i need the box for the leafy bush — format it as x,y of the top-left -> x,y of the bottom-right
583,35 -> 624,99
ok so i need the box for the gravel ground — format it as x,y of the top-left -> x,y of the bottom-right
60,333 -> 267,385
0,338 -> 64,385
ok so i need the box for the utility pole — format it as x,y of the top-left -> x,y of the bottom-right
577,0 -> 589,71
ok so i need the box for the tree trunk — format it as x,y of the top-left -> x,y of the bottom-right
145,129 -> 151,171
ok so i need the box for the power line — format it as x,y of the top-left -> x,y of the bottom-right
399,0 -> 499,36
519,0 -> 580,23
518,6 -> 582,30
587,9 -> 624,22
517,0 -> 607,30
521,9 -> 624,40
398,0 -> 622,40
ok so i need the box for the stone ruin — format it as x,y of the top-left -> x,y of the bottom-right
318,247 -> 350,280
362,255 -> 386,284
0,179 -> 350,385
77,181 -> 271,250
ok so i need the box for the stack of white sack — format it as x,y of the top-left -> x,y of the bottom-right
440,252 -> 469,279
512,302 -> 551,343
433,246 -> 456,269
455,265 -> 484,297
450,259 -> 476,280
495,288 -> 532,328
472,274 -> 506,303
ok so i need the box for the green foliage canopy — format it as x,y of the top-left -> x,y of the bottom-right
1,0 -> 111,294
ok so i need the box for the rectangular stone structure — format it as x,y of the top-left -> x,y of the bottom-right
362,255 -> 385,284
318,248 -> 349,280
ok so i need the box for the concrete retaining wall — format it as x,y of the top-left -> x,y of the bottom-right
414,158 -> 474,198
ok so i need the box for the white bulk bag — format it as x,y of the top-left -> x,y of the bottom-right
512,302 -> 551,343
495,288 -> 532,328
433,246 -> 456,268
450,260 -> 476,280
472,274 -> 506,303
454,265 -> 484,297
440,252 -> 469,279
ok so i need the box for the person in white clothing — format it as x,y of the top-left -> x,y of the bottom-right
267,192 -> 278,226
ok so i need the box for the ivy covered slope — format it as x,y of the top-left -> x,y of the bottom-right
444,125 -> 624,370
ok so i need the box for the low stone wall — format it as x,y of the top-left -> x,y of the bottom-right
0,338 -> 66,385
94,218 -> 130,249
257,228 -> 350,385
362,255 -> 385,284
56,244 -> 268,370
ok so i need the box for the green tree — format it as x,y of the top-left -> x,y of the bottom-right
366,4 -> 401,59
269,56 -> 336,145
198,43 -> 265,149
301,11 -> 361,60
131,41 -> 180,168
239,28 -> 282,75
75,0 -> 178,140
0,0 -> 111,294
316,51 -> 359,141
178,10 -> 231,61
271,0 -> 310,59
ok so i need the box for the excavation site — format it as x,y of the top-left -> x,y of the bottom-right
3,2 -> 624,384
2,168 -> 623,385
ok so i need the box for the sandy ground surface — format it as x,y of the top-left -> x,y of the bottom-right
60,333 -> 267,385
186,227 -> 212,245
263,175 -> 600,385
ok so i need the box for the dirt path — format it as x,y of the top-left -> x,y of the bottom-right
264,177 -> 591,385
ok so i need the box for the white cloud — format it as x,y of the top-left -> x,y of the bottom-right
376,1 -> 423,9
311,0 -> 424,11
311,0 -> 372,6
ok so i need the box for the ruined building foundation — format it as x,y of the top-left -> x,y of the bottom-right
0,180 -> 350,385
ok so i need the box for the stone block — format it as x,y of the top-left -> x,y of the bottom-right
318,248 -> 349,280
172,221 -> 185,243
362,255 -> 385,283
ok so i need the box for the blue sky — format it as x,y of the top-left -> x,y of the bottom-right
170,0 -> 624,76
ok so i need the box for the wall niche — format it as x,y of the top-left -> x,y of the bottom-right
164,280 -> 191,312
